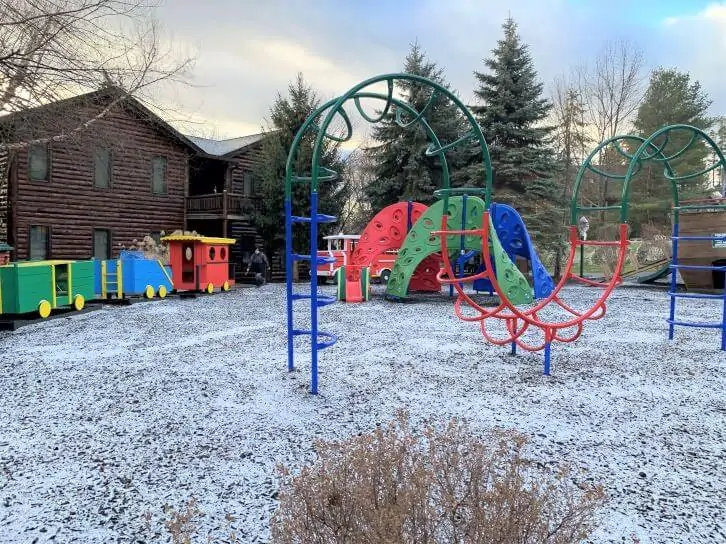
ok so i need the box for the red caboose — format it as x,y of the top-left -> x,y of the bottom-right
161,234 -> 236,293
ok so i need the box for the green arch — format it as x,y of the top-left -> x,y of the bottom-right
285,73 -> 495,214
570,125 -> 726,227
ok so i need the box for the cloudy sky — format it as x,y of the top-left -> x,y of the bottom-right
157,0 -> 726,144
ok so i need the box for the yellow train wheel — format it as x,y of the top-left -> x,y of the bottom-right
206,283 -> 214,294
222,281 -> 230,292
144,285 -> 155,299
157,285 -> 168,298
38,300 -> 52,319
73,294 -> 85,311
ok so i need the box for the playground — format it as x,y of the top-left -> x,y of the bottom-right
0,284 -> 724,542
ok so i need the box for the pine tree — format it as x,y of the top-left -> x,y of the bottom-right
252,73 -> 348,254
364,42 -> 469,210
472,17 -> 563,263
471,17 -> 558,203
631,68 -> 714,233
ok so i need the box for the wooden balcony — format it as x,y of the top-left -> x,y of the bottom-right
186,191 -> 260,220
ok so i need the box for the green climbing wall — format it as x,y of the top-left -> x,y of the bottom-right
384,196 -> 533,304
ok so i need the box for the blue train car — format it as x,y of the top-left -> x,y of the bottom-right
94,251 -> 173,300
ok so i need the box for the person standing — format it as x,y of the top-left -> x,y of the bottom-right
247,247 -> 269,286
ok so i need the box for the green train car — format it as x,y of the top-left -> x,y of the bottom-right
0,260 -> 95,318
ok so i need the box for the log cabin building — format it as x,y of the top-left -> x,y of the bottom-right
0,87 -> 282,282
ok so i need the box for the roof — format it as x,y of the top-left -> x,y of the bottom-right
161,234 -> 236,245
323,234 -> 361,240
186,132 -> 267,158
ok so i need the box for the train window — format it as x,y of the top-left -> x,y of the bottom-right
209,247 -> 216,260
220,247 -> 226,260
29,225 -> 50,260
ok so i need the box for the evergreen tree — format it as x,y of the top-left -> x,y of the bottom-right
631,68 -> 714,232
252,73 -> 348,254
471,17 -> 558,202
471,18 -> 563,264
364,42 -> 469,210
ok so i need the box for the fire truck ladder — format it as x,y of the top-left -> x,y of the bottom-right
285,165 -> 339,395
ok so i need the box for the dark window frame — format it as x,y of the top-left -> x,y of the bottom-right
93,146 -> 113,189
28,143 -> 50,183
29,224 -> 51,260
243,171 -> 254,197
151,156 -> 168,195
93,228 -> 112,260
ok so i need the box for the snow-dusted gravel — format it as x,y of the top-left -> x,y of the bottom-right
0,283 -> 724,543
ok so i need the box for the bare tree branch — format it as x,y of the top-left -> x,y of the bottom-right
0,0 -> 195,148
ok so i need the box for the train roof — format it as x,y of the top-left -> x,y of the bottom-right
323,234 -> 361,240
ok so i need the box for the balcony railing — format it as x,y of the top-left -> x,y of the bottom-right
186,191 -> 261,218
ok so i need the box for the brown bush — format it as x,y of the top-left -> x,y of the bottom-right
270,411 -> 606,544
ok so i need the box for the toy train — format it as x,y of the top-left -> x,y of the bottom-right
0,234 -> 236,319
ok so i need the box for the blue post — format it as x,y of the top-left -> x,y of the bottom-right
511,342 -> 517,355
310,192 -> 319,395
285,199 -> 294,372
668,221 -> 679,341
722,274 -> 726,351
406,200 -> 413,233
543,342 -> 551,375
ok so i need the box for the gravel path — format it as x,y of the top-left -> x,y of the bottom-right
0,283 -> 724,543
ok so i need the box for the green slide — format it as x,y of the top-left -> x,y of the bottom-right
385,196 -> 533,304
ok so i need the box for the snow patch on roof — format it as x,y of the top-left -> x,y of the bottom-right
186,132 -> 266,157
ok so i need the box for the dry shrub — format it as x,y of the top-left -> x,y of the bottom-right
270,411 -> 606,544
636,224 -> 671,266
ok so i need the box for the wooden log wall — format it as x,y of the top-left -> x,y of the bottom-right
9,103 -> 189,260
0,150 -> 8,242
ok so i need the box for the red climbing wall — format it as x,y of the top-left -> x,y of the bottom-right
352,201 -> 440,293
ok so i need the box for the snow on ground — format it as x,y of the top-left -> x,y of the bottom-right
0,283 -> 725,543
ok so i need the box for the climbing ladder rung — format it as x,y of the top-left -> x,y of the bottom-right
292,253 -> 337,264
290,214 -> 338,224
670,264 -> 726,271
672,235 -> 726,241
291,329 -> 338,350
668,292 -> 726,300
292,167 -> 339,183
291,293 -> 337,307
667,319 -> 724,329
674,204 -> 726,211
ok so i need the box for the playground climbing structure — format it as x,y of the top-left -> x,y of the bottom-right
285,72 -> 726,393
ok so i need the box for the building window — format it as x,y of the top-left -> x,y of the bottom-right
243,171 -> 254,197
152,156 -> 167,194
29,143 -> 49,182
94,147 -> 112,188
29,225 -> 50,260
150,231 -> 162,245
93,229 -> 111,260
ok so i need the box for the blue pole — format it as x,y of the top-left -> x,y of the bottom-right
722,270 -> 726,351
310,192 -> 319,395
511,342 -> 517,355
668,221 -> 679,341
285,198 -> 294,372
406,200 -> 413,233
543,342 -> 551,375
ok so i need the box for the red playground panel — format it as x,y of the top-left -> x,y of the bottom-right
161,234 -> 236,293
352,201 -> 440,291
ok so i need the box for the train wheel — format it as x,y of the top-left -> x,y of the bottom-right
38,300 -> 52,319
222,281 -> 230,292
73,294 -> 85,311
157,285 -> 168,298
206,283 -> 214,294
144,285 -> 155,299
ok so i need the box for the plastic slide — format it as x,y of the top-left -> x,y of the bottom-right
385,196 -> 534,305
489,203 -> 554,299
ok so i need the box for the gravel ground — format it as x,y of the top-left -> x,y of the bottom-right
0,282 -> 725,543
